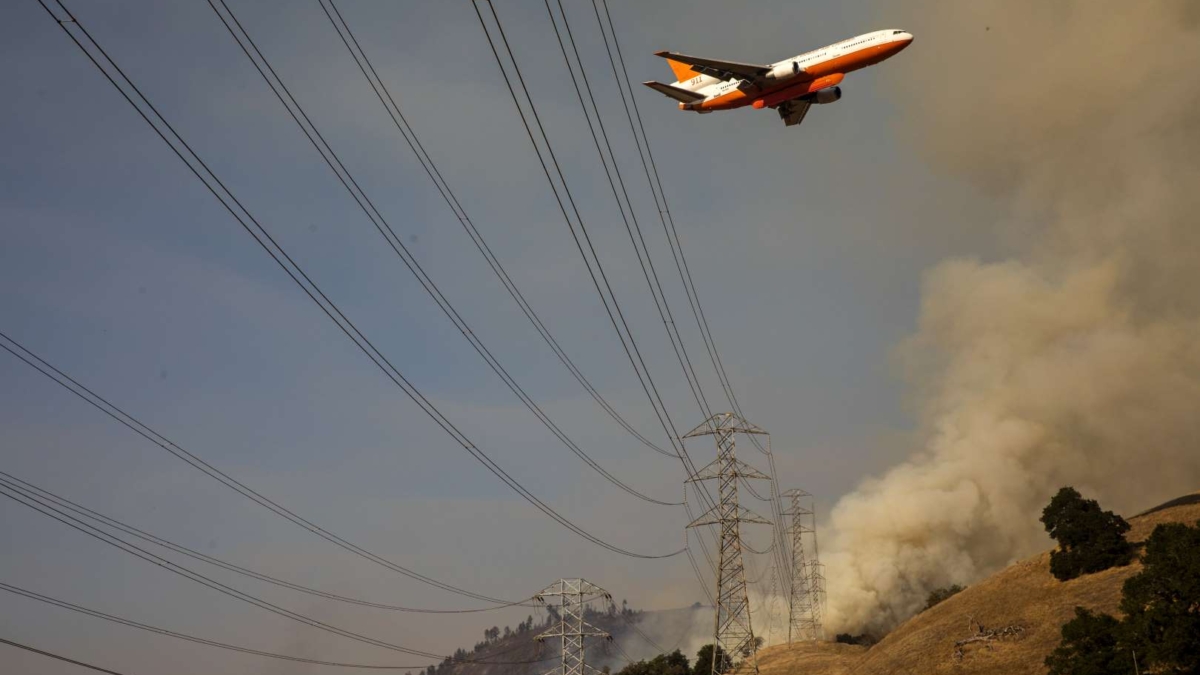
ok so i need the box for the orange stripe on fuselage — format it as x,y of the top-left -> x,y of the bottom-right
697,40 -> 907,111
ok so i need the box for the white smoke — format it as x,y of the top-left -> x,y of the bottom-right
823,0 -> 1200,634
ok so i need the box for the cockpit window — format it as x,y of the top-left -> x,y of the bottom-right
893,30 -> 905,34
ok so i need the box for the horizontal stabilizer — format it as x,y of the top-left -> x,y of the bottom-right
643,80 -> 705,104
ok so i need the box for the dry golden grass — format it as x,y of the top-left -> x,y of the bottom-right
754,492 -> 1200,675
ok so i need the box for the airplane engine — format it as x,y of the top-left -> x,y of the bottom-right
766,61 -> 801,82
806,86 -> 842,104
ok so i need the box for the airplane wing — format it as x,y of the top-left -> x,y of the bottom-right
654,51 -> 771,81
642,81 -> 706,104
777,99 -> 812,127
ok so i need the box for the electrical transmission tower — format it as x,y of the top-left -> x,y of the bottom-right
685,413 -> 773,675
809,504 -> 827,635
783,489 -> 823,642
535,579 -> 612,675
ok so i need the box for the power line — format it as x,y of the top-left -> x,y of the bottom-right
0,636 -> 127,675
0,471 -> 534,614
0,582 -> 443,670
0,333 -> 520,604
30,0 -> 682,561
0,481 -> 552,665
204,0 -> 676,508
587,0 -> 740,422
0,330 -> 525,603
532,0 -> 738,592
581,0 -> 781,576
469,0 -> 723,597
543,0 -> 713,422
318,0 -> 672,460
469,0 -> 688,468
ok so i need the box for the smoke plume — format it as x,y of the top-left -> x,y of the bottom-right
824,0 -> 1200,634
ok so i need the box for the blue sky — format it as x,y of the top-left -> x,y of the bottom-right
2,1 -> 1003,672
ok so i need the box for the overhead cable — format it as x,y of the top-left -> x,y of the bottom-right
0,636 -> 128,675
0,471 -> 534,614
0,582 -> 445,670
0,481 -> 552,665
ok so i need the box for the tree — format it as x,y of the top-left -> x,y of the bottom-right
503,626 -> 512,640
1119,520 -> 1200,672
1044,607 -> 1127,675
616,649 -> 690,675
1041,487 -> 1134,581
694,644 -> 730,675
924,584 -> 965,610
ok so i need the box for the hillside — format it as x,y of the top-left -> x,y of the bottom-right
755,492 -> 1200,675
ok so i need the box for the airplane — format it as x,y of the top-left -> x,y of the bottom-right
644,29 -> 914,127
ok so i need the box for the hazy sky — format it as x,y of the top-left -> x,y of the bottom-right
2,1 -> 1003,673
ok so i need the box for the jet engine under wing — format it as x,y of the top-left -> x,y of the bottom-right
777,99 -> 812,127
643,81 -> 706,104
654,51 -> 771,82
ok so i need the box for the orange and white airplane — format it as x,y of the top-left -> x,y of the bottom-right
644,29 -> 913,127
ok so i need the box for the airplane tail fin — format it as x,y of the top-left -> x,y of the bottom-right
663,56 -> 699,83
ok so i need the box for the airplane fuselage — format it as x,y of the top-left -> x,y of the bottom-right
677,29 -> 913,112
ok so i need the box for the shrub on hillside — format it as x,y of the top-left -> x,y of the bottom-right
1040,487 -> 1135,581
924,584 -> 965,610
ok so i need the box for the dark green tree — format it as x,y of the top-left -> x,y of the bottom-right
1041,487 -> 1134,581
694,644 -> 730,675
924,584 -> 965,610
1044,607 -> 1127,675
1119,520 -> 1200,673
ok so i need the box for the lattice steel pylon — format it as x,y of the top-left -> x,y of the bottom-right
685,413 -> 772,675
535,579 -> 612,675
809,504 -> 827,636
783,489 -> 821,642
